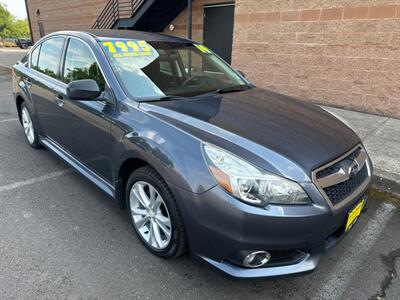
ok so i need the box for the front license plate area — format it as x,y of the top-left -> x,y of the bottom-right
345,198 -> 366,232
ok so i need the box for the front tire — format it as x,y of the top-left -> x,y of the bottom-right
126,166 -> 187,258
20,103 -> 41,148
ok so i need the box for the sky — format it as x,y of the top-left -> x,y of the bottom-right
0,0 -> 27,20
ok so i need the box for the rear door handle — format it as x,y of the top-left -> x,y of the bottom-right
54,94 -> 65,107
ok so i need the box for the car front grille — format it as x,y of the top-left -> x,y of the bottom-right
316,147 -> 361,178
322,163 -> 368,205
312,145 -> 371,208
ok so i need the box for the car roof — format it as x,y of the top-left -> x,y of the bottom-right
47,30 -> 193,44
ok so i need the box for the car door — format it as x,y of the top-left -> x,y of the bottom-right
53,37 -> 114,182
28,36 -> 66,140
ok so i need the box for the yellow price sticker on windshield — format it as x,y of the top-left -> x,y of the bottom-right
102,40 -> 155,58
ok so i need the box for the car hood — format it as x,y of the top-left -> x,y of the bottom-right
139,88 -> 360,181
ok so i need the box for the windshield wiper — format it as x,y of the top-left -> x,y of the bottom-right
139,95 -> 186,102
139,85 -> 250,102
215,85 -> 250,94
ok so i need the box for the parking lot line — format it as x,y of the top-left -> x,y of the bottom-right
0,118 -> 18,123
0,169 -> 70,193
313,203 -> 396,300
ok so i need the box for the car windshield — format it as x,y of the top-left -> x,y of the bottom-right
99,38 -> 248,100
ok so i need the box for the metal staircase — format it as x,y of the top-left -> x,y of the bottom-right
92,0 -> 189,32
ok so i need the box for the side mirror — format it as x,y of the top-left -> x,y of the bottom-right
237,70 -> 246,78
67,79 -> 101,100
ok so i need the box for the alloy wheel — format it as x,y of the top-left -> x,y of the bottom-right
129,181 -> 172,250
21,107 -> 35,144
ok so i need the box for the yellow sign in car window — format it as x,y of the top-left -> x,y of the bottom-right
194,44 -> 212,54
102,40 -> 156,58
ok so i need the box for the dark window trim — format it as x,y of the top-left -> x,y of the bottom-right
30,43 -> 41,68
59,37 -> 70,81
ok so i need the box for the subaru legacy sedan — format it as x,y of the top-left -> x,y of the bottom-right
12,30 -> 372,278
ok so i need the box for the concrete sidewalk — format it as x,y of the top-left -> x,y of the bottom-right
324,106 -> 400,194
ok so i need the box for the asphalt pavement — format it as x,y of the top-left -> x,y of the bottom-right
0,50 -> 400,299
0,48 -> 27,68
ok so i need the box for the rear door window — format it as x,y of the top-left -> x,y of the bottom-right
36,37 -> 65,78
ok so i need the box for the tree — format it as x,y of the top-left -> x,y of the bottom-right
10,19 -> 30,38
0,4 -> 30,47
0,3 -> 13,45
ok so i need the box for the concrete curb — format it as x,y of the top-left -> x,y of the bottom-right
372,174 -> 400,196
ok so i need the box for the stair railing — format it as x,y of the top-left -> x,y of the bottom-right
92,0 -> 144,29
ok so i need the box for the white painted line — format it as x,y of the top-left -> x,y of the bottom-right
313,203 -> 396,300
0,169 -> 70,193
0,93 -> 12,97
0,118 -> 18,123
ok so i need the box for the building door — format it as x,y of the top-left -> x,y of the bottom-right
203,3 -> 235,64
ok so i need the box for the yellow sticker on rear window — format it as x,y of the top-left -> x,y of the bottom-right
102,40 -> 156,58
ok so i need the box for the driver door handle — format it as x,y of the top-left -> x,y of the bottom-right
54,94 -> 65,107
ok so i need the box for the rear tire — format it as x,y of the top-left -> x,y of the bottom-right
126,166 -> 187,258
20,103 -> 41,149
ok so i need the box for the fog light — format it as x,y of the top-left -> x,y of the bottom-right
243,251 -> 271,268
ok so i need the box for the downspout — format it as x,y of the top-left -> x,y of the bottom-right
187,0 -> 192,76
187,0 -> 192,39
24,0 -> 34,42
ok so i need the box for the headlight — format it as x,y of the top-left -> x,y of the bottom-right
202,143 -> 310,206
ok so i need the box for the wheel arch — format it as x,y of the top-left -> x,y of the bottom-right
115,157 -> 151,209
15,95 -> 25,123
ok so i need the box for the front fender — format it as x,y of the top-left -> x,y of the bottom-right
110,102 -> 218,204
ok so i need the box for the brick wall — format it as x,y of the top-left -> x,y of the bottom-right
26,0 -> 108,42
233,0 -> 400,118
25,0 -> 400,118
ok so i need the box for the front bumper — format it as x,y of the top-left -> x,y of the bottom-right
201,252 -> 320,279
170,176 -> 371,279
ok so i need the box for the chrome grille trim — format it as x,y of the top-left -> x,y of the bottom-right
311,144 -> 371,211
317,148 -> 367,188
